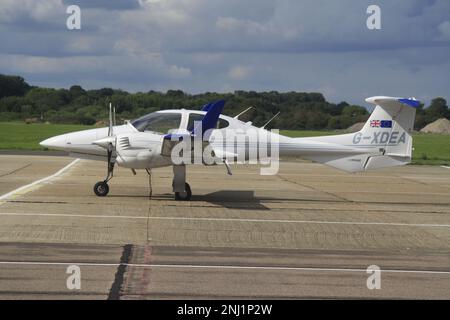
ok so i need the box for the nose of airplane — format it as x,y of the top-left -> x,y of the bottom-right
40,135 -> 67,150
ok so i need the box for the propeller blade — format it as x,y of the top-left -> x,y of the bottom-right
108,102 -> 114,137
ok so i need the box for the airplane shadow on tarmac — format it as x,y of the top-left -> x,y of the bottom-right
109,190 -> 272,210
194,190 -> 271,210
108,188 -> 350,211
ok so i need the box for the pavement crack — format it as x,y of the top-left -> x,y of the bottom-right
0,163 -> 32,178
107,244 -> 133,300
147,173 -> 153,244
277,173 -> 352,203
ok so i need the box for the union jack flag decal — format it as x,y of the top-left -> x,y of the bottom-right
370,120 -> 393,128
370,120 -> 380,128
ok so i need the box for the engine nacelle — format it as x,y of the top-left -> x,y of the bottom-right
116,150 -> 155,169
114,133 -> 162,169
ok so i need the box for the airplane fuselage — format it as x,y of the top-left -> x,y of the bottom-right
40,107 -> 406,172
39,97 -> 419,199
41,109 -> 291,170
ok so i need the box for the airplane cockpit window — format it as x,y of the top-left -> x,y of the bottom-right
131,112 -> 182,134
187,113 -> 230,132
187,113 -> 204,132
217,118 -> 229,129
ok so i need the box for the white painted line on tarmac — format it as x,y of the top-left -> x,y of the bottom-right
441,166 -> 450,170
0,261 -> 449,275
0,159 -> 80,202
0,211 -> 449,228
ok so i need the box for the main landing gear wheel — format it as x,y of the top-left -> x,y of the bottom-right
94,181 -> 109,197
175,182 -> 191,201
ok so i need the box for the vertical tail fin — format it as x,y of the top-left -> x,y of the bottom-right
352,96 -> 419,171
362,96 -> 418,159
292,96 -> 419,172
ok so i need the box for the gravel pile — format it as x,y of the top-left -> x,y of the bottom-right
420,118 -> 450,134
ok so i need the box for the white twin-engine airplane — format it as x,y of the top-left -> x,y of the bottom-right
40,96 -> 420,201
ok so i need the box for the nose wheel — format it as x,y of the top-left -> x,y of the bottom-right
94,181 -> 109,197
94,144 -> 114,197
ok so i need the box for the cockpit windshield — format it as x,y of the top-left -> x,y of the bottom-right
131,112 -> 182,134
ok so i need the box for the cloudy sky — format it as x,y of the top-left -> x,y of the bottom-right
0,0 -> 449,105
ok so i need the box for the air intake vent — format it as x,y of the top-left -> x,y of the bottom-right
119,137 -> 131,149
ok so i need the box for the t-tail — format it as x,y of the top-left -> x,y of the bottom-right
282,96 -> 420,172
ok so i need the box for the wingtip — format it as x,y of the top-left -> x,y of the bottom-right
398,98 -> 421,108
365,96 -> 421,108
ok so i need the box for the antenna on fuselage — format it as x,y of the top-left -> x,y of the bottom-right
234,106 -> 254,119
261,112 -> 280,129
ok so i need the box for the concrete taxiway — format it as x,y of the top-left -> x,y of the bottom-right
0,154 -> 449,299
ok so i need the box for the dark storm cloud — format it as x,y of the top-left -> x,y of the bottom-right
62,0 -> 140,10
0,0 -> 448,105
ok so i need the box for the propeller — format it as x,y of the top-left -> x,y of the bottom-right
91,103 -> 120,195
107,103 -> 116,165
108,103 -> 114,137
93,103 -> 118,180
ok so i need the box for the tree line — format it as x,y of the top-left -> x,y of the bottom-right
0,74 -> 448,130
